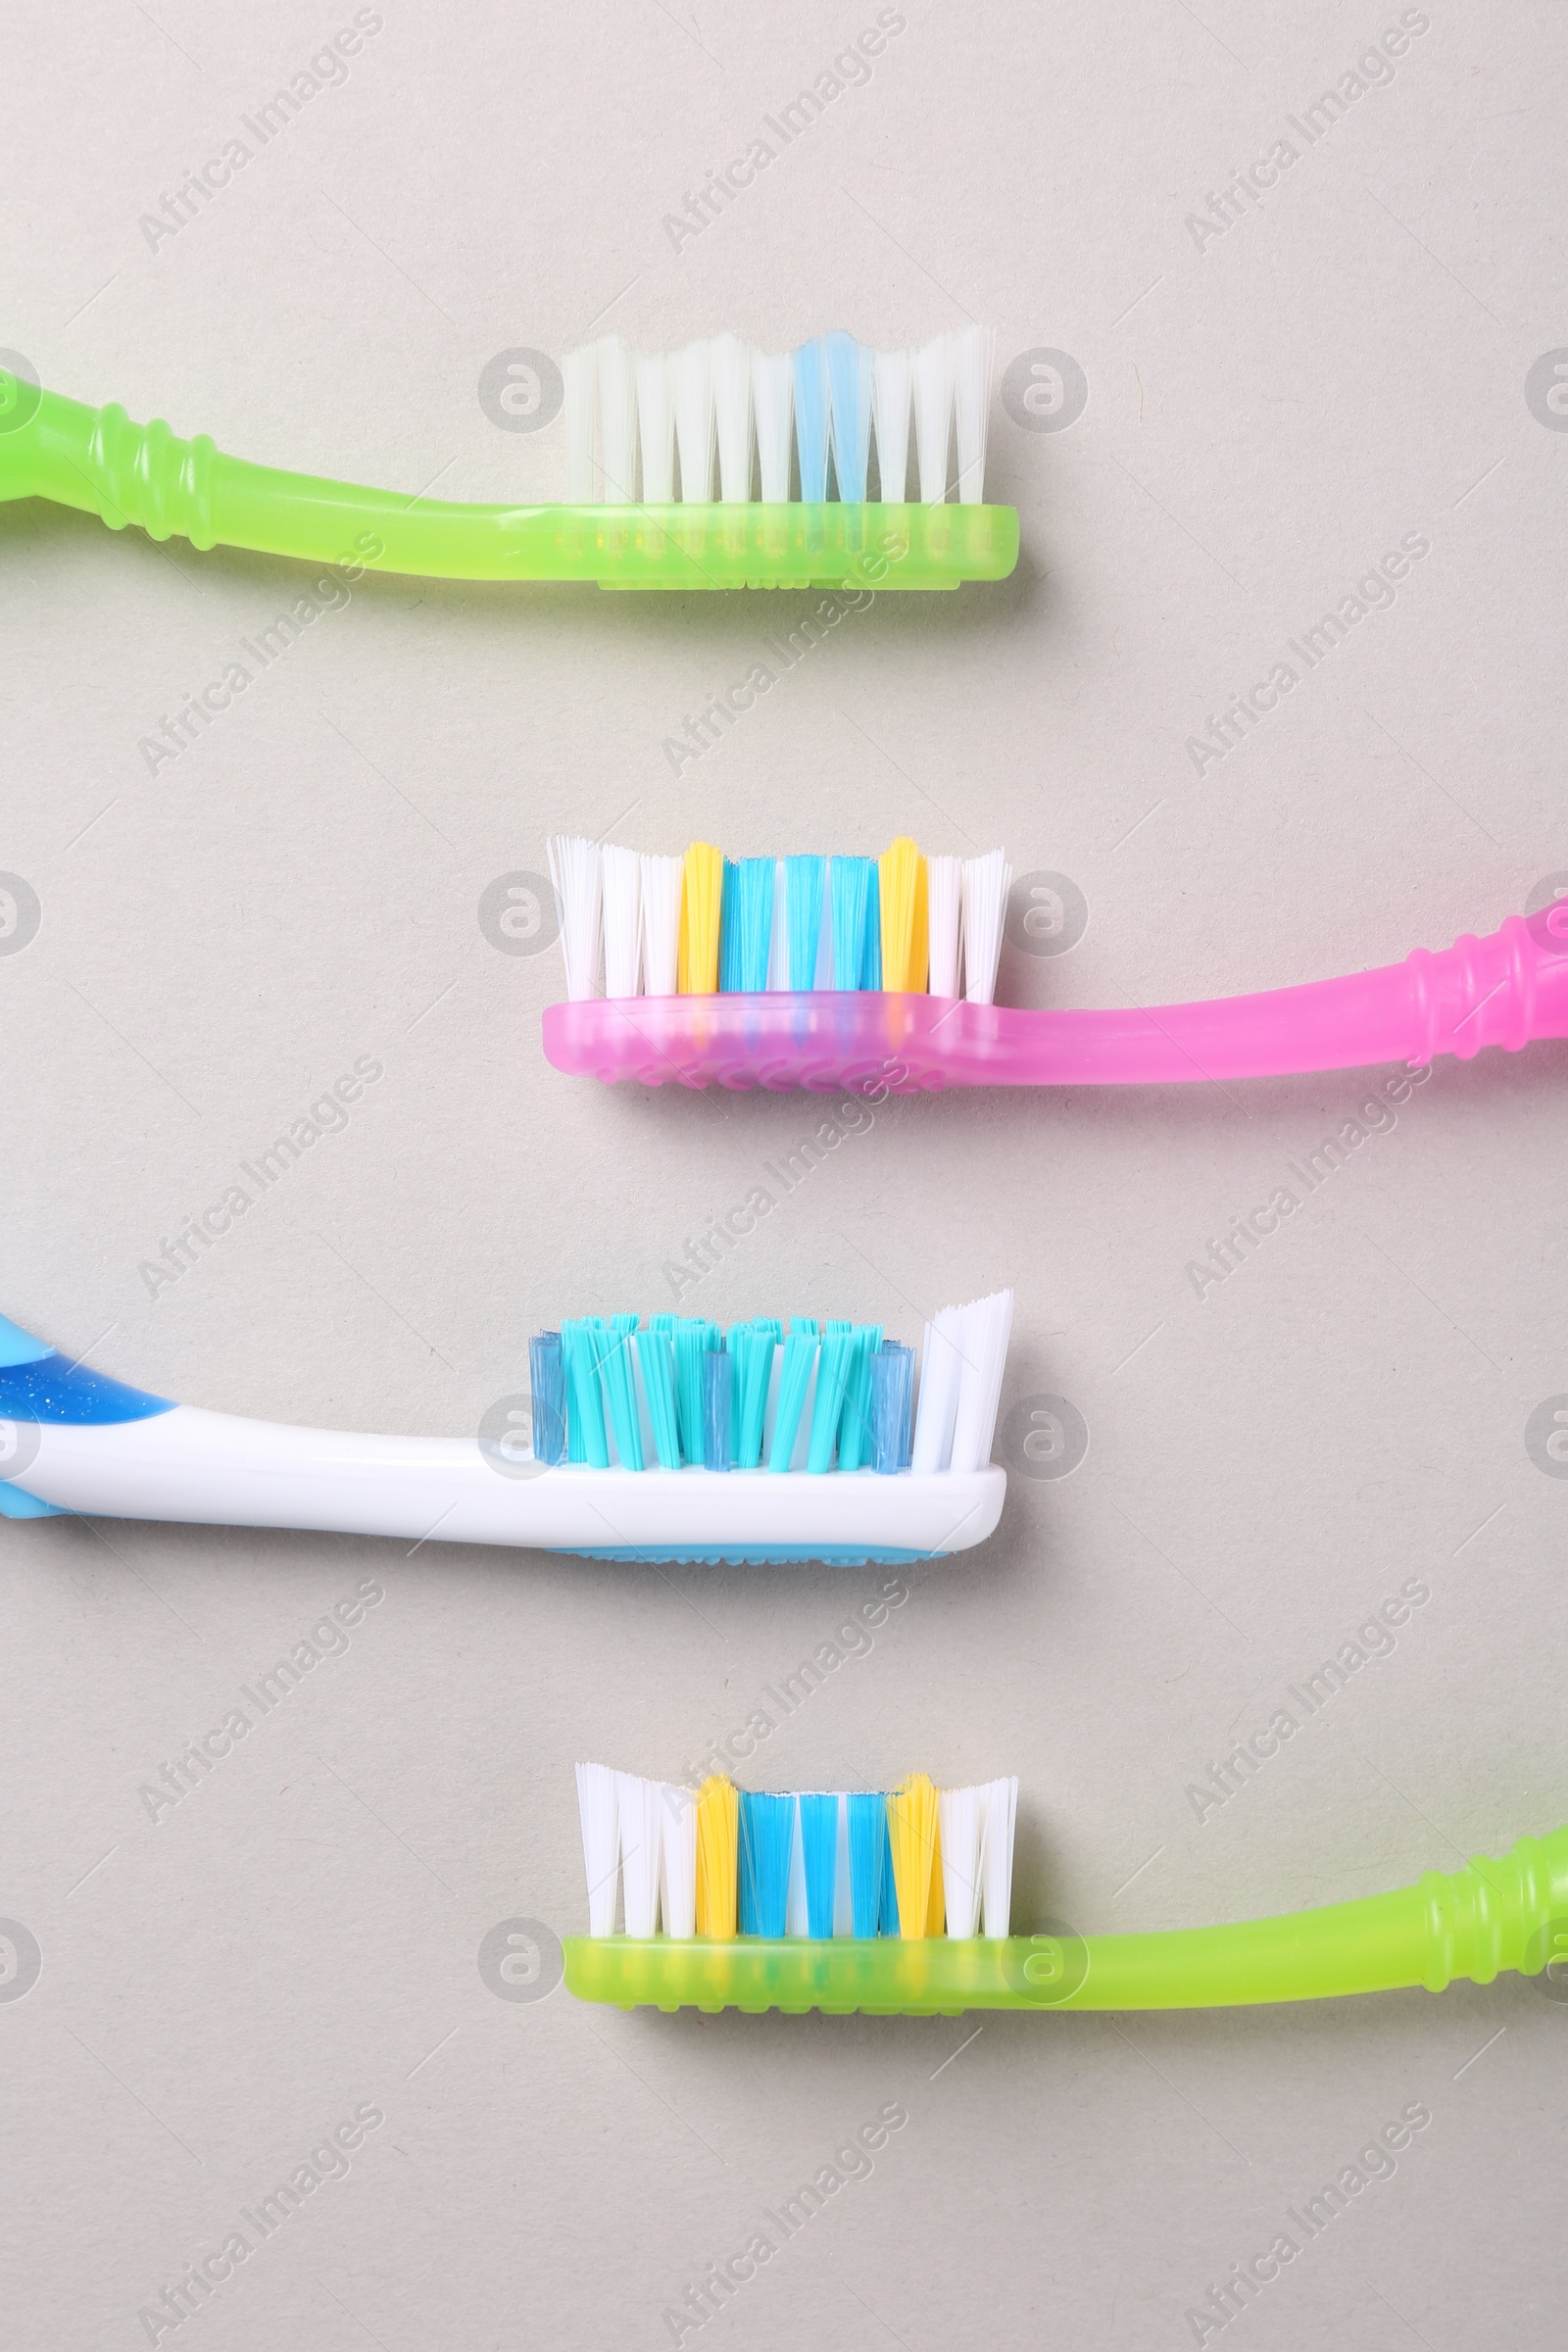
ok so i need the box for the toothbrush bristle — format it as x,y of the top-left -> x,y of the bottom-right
710,332 -> 754,502
948,1289 -> 1015,1475
561,329 -> 994,508
673,340 -> 714,503
529,1332 -> 566,1466
961,848 -> 1012,1007
597,335 -> 636,503
870,1342 -> 913,1474
677,842 -> 723,993
583,1769 -> 1016,1944
561,835 -> 1008,1006
952,323 -> 996,506
913,331 -> 956,504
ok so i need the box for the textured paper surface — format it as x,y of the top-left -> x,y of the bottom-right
3,2 -> 1566,2344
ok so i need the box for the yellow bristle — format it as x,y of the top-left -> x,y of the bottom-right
925,1809 -> 946,1936
695,1775 -> 738,1936
879,837 -> 929,993
677,842 -> 724,994
887,1772 -> 940,1938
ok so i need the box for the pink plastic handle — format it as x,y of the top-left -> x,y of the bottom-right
541,907 -> 1568,1093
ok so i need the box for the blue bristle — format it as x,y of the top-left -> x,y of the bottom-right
635,1327 -> 681,1466
784,856 -> 825,990
848,1793 -> 888,1937
718,858 -> 775,993
767,1320 -> 818,1471
830,858 -> 876,991
860,864 -> 882,990
793,339 -> 831,502
672,1321 -> 710,1464
561,1321 -> 609,1467
600,1312 -> 644,1469
879,1812 -> 900,1935
807,1325 -> 855,1473
870,1343 -> 913,1474
834,1324 -> 883,1471
702,1347 -> 731,1470
825,330 -> 873,502
798,1794 -> 839,1936
738,1792 -> 794,1936
528,1333 -> 565,1466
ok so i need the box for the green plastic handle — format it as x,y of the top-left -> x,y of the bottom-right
0,377 -> 1018,591
563,1821 -> 1568,2013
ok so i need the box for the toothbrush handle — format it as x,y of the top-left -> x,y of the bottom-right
1042,1823 -> 1568,2009
990,907 -> 1568,1087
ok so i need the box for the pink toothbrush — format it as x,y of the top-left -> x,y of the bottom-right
540,835 -> 1568,1094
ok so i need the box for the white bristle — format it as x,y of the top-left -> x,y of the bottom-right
927,855 -> 963,997
575,1761 -> 619,1937
948,1289 -> 1014,1473
952,324 -> 995,506
980,1777 -> 1019,1936
913,331 -> 956,504
659,1784 -> 698,1938
601,844 -> 643,999
639,853 -> 683,997
961,848 -> 1011,1006
564,346 -> 599,503
616,1771 -> 663,1938
752,350 -> 795,501
910,1302 -> 963,1474
766,858 -> 789,990
937,1785 -> 985,1938
785,1799 -> 808,1936
547,835 -> 604,1002
636,353 -> 675,502
872,348 -> 912,503
710,333 -> 754,502
597,335 -> 636,502
673,341 -> 714,503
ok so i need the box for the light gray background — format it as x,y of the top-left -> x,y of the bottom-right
3,2 -> 1566,2345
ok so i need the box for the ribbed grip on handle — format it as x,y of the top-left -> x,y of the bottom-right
1417,1830 -> 1566,1990
0,386 -> 220,544
1408,906 -> 1568,1062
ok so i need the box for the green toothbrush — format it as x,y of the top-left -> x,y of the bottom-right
566,1766 -> 1568,2015
0,329 -> 1018,592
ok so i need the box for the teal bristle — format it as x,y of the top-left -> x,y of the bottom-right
834,1324 -> 884,1471
635,1326 -> 681,1467
799,1793 -> 839,1936
718,858 -> 775,993
730,1320 -> 778,1467
871,1342 -> 913,1473
860,864 -> 882,990
600,1313 -> 644,1469
561,1321 -> 610,1467
528,1332 -> 565,1466
793,339 -> 831,502
848,1793 -> 888,1938
880,1813 -> 901,1934
701,1348 -> 731,1471
767,1320 -> 818,1471
825,330 -> 874,503
672,1321 -> 711,1464
807,1325 -> 857,1473
830,858 -> 877,991
784,856 -> 825,990
738,1792 -> 794,1936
